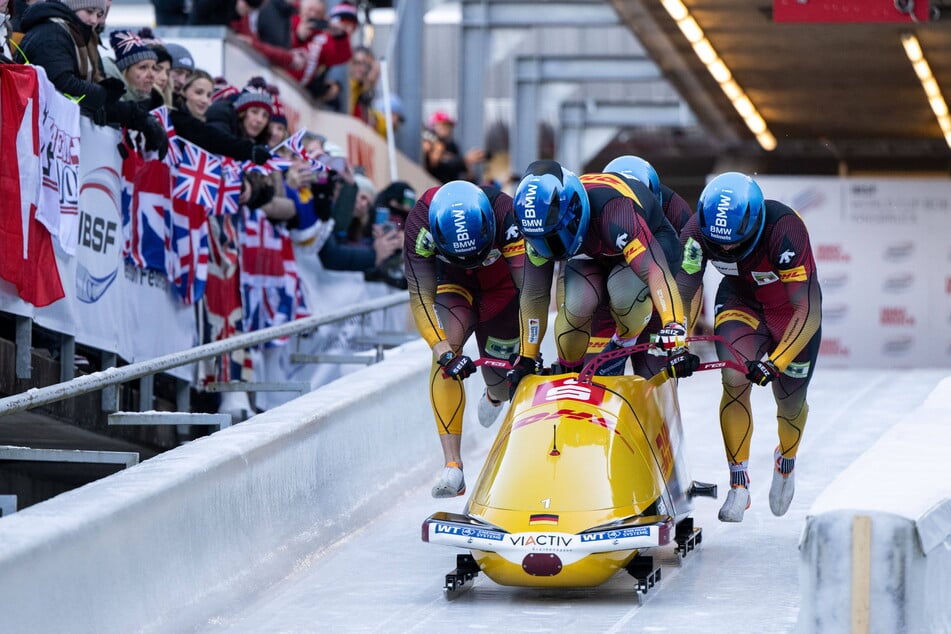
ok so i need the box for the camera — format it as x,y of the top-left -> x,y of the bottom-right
308,18 -> 330,30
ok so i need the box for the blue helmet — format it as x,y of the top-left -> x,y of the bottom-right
513,160 -> 590,260
428,181 -> 496,269
696,172 -> 766,262
603,155 -> 662,207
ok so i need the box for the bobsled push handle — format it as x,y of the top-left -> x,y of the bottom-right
474,357 -> 514,370
579,335 -> 748,384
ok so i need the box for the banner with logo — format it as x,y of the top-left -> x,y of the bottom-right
747,176 -> 951,368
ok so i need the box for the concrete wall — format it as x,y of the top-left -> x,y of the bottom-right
0,340 -> 452,633
799,377 -> 951,633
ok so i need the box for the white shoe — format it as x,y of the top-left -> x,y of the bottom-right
718,486 -> 751,522
477,390 -> 503,428
432,462 -> 466,498
769,447 -> 796,516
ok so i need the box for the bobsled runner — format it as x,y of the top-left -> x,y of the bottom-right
422,338 -> 742,595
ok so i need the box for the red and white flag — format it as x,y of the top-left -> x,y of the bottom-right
0,65 -> 65,307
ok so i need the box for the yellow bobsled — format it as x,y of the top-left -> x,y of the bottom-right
422,348 -> 720,594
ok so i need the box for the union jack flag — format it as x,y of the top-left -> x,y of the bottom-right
275,129 -> 328,173
173,139 -> 221,212
216,157 -> 243,216
149,106 -> 182,166
242,153 -> 294,176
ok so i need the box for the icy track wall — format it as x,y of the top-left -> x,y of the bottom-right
0,339 -> 473,633
799,377 -> 951,633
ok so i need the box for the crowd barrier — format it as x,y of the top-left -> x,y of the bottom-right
0,337 -> 469,632
799,377 -> 951,632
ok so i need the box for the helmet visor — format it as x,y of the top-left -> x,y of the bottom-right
526,225 -> 576,260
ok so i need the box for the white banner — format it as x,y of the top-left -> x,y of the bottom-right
749,176 -> 951,368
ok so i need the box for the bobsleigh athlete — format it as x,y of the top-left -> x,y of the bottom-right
676,172 -> 823,522
506,159 -> 699,392
404,180 -> 525,498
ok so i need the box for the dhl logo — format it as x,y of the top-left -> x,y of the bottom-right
623,239 -> 646,262
502,240 -> 525,257
513,409 -> 618,433
655,425 -> 673,475
580,173 -> 642,206
779,266 -> 807,283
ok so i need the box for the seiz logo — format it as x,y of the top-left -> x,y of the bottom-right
513,409 -> 617,433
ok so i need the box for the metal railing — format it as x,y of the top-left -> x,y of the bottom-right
0,293 -> 412,418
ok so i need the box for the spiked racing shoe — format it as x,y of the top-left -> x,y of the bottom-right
477,389 -> 503,428
769,447 -> 796,517
432,462 -> 466,498
718,486 -> 751,522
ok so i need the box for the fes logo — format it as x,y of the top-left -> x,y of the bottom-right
615,232 -> 629,251
506,224 -> 520,240
778,249 -> 796,265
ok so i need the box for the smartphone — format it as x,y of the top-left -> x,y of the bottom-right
374,207 -> 390,226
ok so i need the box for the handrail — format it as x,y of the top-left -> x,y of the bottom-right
0,293 -> 411,418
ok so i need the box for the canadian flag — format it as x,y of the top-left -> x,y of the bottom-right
0,65 -> 64,306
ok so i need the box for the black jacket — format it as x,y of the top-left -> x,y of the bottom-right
170,96 -> 256,161
16,1 -> 108,113
206,96 -> 270,145
16,1 -> 150,131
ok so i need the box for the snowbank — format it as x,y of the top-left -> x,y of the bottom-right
799,377 -> 951,632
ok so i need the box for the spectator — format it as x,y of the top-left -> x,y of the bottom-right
140,34 -> 175,106
290,0 -> 324,48
207,77 -> 295,221
423,110 -> 485,184
373,180 -> 416,230
230,0 -> 266,38
108,30 -> 160,104
14,4 -> 167,157
237,2 -> 355,102
177,69 -> 215,120
346,44 -> 379,126
164,41 -> 195,94
256,0 -> 296,48
266,83 -> 288,147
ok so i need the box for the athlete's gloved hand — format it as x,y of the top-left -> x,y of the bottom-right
746,356 -> 780,386
506,355 -> 538,399
667,348 -> 700,379
438,352 -> 476,380
655,321 -> 688,352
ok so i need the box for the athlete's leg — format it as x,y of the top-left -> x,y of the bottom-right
474,284 -> 520,405
555,258 -> 606,367
607,264 -> 654,343
712,285 -> 771,521
430,285 -> 478,494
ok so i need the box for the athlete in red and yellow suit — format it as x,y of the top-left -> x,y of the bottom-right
404,185 -> 524,470
676,200 -> 822,489
518,173 -> 687,369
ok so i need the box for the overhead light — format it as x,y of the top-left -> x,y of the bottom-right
661,0 -> 776,151
901,33 -> 951,148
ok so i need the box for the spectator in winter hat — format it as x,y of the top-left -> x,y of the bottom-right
165,41 -> 195,93
266,84 -> 289,148
108,30 -> 161,108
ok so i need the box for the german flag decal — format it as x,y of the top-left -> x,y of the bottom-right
529,513 -> 559,526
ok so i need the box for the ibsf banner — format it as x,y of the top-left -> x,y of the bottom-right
745,176 -> 951,368
0,114 -> 196,378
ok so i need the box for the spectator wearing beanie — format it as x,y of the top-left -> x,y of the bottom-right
207,76 -> 297,222
165,41 -> 195,94
108,30 -> 160,103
